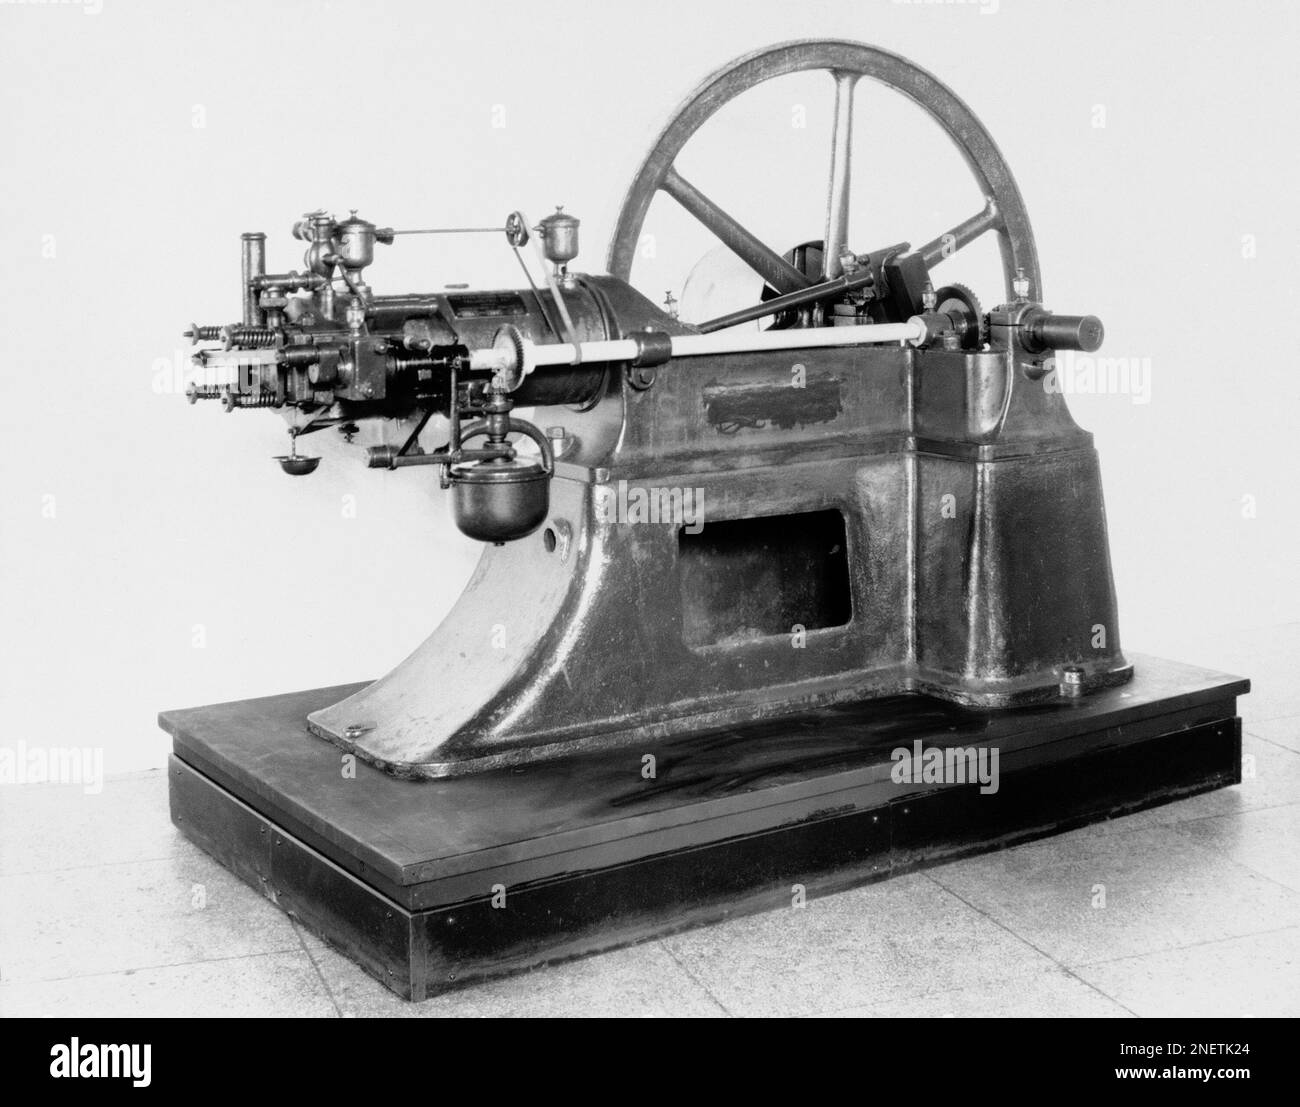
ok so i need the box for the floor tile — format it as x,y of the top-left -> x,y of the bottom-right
659,874 -> 1055,1018
927,824 -> 1300,967
0,951 -> 336,1018
1177,803 -> 1300,893
1246,715 -> 1300,754
291,919 -> 327,952
309,938 -> 727,1017
0,853 -> 300,985
1072,927 -> 1300,1018
0,771 -> 189,876
828,967 -> 1132,1018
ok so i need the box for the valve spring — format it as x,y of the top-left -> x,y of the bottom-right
187,325 -> 223,343
187,384 -> 227,401
223,325 -> 279,349
388,353 -> 438,372
233,391 -> 278,408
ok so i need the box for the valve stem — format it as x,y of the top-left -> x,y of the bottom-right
184,324 -> 223,345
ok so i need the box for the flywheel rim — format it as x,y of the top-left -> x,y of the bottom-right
607,39 -> 1041,314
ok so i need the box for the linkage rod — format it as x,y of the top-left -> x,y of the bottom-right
386,227 -> 505,235
696,269 -> 877,333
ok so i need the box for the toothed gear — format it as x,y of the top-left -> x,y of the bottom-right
490,324 -> 528,391
934,283 -> 986,349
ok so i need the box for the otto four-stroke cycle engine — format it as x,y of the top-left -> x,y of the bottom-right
184,40 -> 1126,779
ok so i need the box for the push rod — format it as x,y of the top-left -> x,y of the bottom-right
696,268 -> 877,333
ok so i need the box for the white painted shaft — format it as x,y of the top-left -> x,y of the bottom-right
468,320 -> 923,374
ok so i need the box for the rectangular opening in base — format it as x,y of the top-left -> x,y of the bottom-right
678,509 -> 852,647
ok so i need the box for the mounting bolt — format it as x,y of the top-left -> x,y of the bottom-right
1060,666 -> 1087,698
628,366 -> 657,390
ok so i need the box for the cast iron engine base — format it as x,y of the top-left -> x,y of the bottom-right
163,654 -> 1245,1001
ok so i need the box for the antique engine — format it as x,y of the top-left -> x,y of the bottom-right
184,40 -> 1130,779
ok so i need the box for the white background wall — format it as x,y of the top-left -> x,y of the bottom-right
2,0 -> 1297,773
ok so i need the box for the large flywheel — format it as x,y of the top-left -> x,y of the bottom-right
608,39 -> 1041,324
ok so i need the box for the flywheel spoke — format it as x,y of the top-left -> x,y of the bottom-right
822,70 -> 860,279
660,165 -> 812,295
610,43 -> 1041,307
917,201 -> 1002,269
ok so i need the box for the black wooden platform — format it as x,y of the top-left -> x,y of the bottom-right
162,654 -> 1246,1000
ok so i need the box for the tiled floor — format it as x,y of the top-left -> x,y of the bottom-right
2,625 -> 1298,1018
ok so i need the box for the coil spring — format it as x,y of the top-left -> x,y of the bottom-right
221,325 -> 279,350
186,383 -> 225,402
185,324 -> 223,344
232,392 -> 278,408
388,353 -> 439,372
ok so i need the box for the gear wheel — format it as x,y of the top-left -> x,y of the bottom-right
489,324 -> 528,391
933,283 -> 986,350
